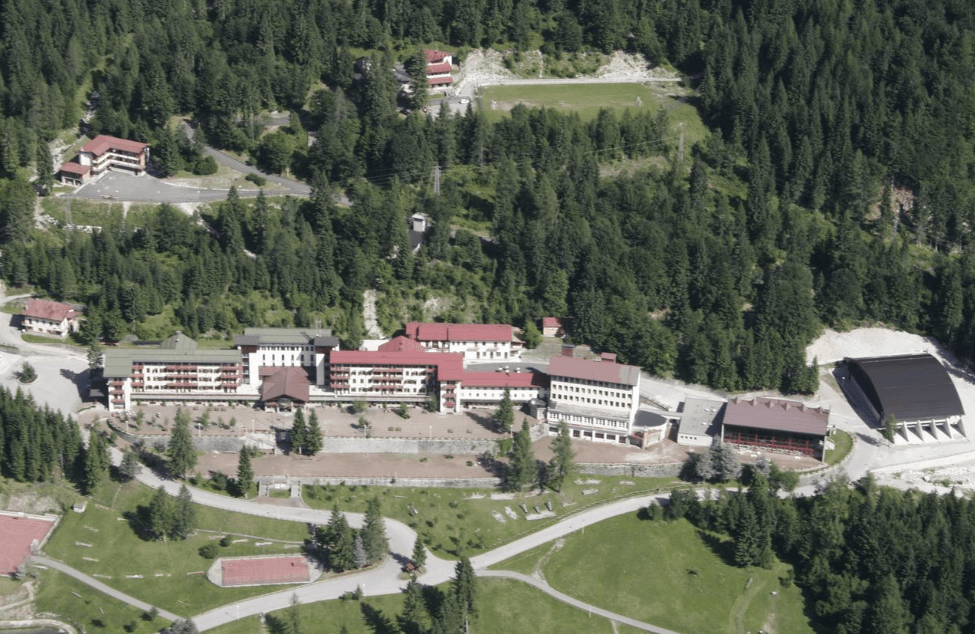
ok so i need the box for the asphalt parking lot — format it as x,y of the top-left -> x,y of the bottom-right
70,172 -> 262,203
0,354 -> 89,417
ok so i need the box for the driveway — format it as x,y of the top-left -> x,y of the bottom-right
69,171 -> 266,204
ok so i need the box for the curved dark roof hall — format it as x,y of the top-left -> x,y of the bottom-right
847,354 -> 964,422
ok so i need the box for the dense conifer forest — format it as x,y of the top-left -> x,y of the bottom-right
1,0 -> 974,395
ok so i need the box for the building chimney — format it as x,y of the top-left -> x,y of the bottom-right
561,345 -> 575,358
600,352 -> 617,363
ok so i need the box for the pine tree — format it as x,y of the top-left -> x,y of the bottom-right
236,447 -> 253,496
453,556 -> 477,619
548,421 -> 575,492
119,450 -> 142,482
35,140 -> 54,196
361,497 -> 388,563
694,441 -> 717,481
411,535 -> 427,571
400,578 -> 425,634
167,408 -> 196,478
322,504 -> 355,572
882,414 -> 899,445
83,431 -> 104,494
287,593 -> 302,634
354,533 -> 368,569
305,410 -> 323,455
508,419 -> 537,491
171,483 -> 196,539
148,485 -> 172,541
290,408 -> 307,455
494,387 -> 514,434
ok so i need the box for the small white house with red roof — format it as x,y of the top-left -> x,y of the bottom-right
59,135 -> 150,185
404,322 -> 522,361
424,50 -> 454,88
21,298 -> 80,339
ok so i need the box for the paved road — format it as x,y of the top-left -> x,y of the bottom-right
70,171 -> 268,203
479,570 -> 680,634
31,555 -> 181,622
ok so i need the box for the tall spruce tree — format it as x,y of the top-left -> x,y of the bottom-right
148,485 -> 172,541
290,409 -> 307,455
167,409 -> 196,478
548,421 -> 575,492
171,483 -> 196,539
494,387 -> 514,434
453,556 -> 477,619
236,447 -> 254,496
361,497 -> 388,563
305,410 -> 323,455
411,535 -> 427,571
83,431 -> 105,493
508,419 -> 537,491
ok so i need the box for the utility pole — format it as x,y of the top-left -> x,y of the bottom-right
433,164 -> 441,195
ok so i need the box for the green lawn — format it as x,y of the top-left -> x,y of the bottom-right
43,480 -> 307,617
33,569 -> 167,634
209,577 -> 625,634
494,515 -> 814,634
40,197 -> 127,228
479,82 -> 707,147
825,429 -> 853,465
303,476 -> 677,559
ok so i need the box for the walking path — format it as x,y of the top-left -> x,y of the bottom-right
30,555 -> 181,622
478,570 -> 680,634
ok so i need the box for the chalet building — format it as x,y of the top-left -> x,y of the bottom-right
721,397 -> 829,459
102,332 -> 244,412
260,367 -> 312,411
424,50 -> 453,88
544,348 -> 641,444
404,322 -> 522,361
541,317 -> 566,338
234,327 -> 339,389
21,298 -> 80,339
59,135 -> 150,184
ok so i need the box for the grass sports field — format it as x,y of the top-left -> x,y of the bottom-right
494,514 -> 814,634
479,82 -> 707,146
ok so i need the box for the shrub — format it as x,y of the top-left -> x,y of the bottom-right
199,542 -> 219,559
220,534 -> 232,547
193,155 -> 218,175
245,172 -> 267,186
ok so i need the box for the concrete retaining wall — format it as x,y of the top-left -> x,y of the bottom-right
576,462 -> 684,478
108,423 -> 274,452
277,476 -> 503,489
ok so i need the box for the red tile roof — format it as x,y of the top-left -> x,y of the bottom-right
378,336 -> 426,353
405,322 -> 514,342
542,317 -> 562,329
22,298 -> 77,322
221,556 -> 310,586
81,135 -> 149,157
260,367 -> 311,402
458,371 -> 545,388
58,162 -> 90,175
723,397 -> 829,436
426,62 -> 452,75
330,350 -> 465,376
425,50 -> 451,63
428,75 -> 454,85
547,355 -> 641,386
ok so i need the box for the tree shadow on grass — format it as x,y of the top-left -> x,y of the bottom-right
360,602 -> 398,634
695,529 -> 739,568
123,505 -> 157,542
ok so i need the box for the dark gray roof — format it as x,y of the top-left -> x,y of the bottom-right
160,331 -> 198,350
723,398 -> 829,436
234,327 -> 338,348
103,348 -> 241,378
849,354 -> 965,421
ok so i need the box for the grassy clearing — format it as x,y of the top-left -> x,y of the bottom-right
43,480 -> 307,617
479,82 -> 707,145
33,569 -> 166,633
303,475 -> 677,559
40,197 -> 127,228
208,577 -> 623,634
495,515 -> 813,634
825,429 -> 853,466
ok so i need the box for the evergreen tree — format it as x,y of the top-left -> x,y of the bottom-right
522,321 -> 542,349
411,535 -> 427,571
236,447 -> 254,496
167,408 -> 196,478
400,578 -> 425,634
148,485 -> 172,541
305,410 -> 323,455
290,409 -> 307,455
83,431 -> 105,494
119,450 -> 142,482
361,497 -> 388,563
171,483 -> 196,539
453,556 -> 477,619
882,414 -> 899,445
548,421 -> 575,492
354,533 -> 369,569
35,140 -> 54,196
321,504 -> 355,572
508,419 -> 537,491
493,387 -> 514,434
287,593 -> 302,634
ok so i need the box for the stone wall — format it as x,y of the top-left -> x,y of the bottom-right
108,422 -> 274,452
273,476 -> 502,489
576,462 -> 684,478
